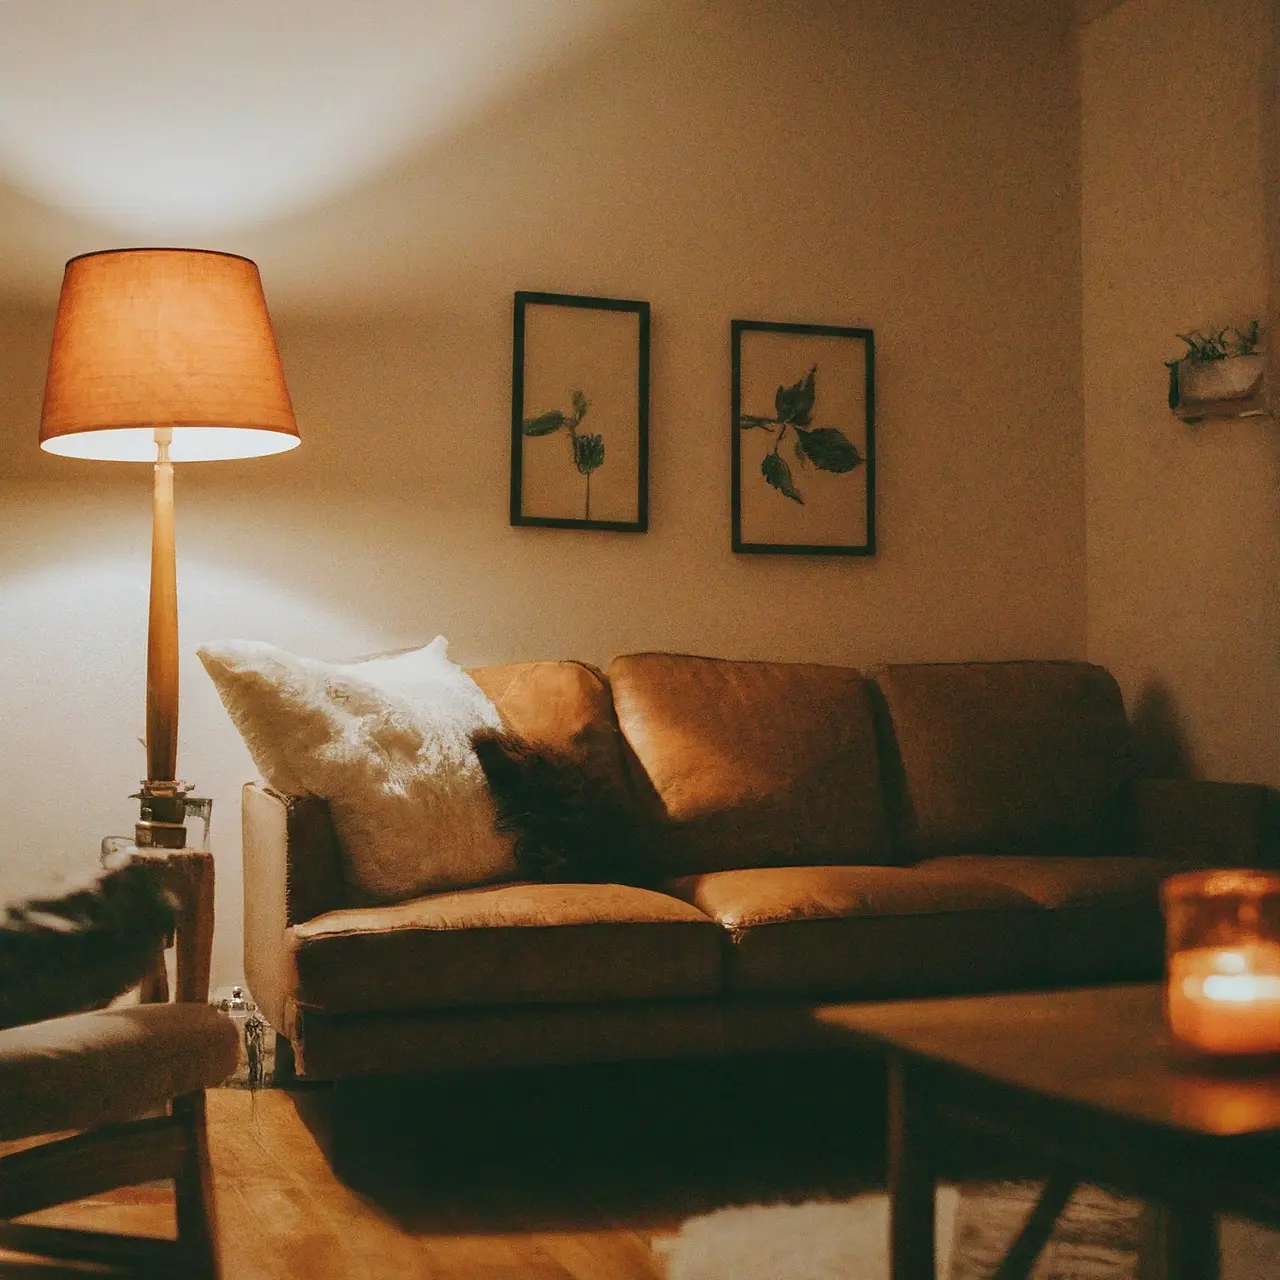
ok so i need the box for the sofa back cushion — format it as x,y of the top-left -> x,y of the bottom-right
871,661 -> 1133,858
469,660 -> 631,798
607,652 -> 894,876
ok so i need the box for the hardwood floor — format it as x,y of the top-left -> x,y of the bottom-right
0,1053 -> 915,1278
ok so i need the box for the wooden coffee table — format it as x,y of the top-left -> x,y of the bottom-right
816,984 -> 1280,1280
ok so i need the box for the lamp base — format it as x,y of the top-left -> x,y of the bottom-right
133,780 -> 191,849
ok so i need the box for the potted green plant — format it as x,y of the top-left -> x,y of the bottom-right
1167,321 -> 1266,420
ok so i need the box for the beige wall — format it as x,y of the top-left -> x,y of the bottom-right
1081,0 -> 1280,785
0,0 -> 1084,987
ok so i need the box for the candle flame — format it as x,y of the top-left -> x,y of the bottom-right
1194,974 -> 1280,1003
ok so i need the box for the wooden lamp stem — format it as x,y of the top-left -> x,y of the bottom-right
136,428 -> 188,848
147,430 -> 179,783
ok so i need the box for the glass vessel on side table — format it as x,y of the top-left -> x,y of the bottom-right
1162,868 -> 1280,1063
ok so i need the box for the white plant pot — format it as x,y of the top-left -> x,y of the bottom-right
1177,353 -> 1266,403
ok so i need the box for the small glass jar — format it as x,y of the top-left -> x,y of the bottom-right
1162,869 -> 1280,1061
215,985 -> 270,1087
183,796 -> 213,851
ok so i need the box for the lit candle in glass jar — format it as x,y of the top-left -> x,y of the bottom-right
1162,870 -> 1280,1060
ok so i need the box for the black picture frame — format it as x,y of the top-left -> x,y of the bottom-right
511,291 -> 650,532
731,319 -> 875,556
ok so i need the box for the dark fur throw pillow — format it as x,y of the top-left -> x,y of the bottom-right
0,858 -> 175,1030
471,728 -> 654,887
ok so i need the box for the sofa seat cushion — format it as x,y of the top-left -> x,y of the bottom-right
917,855 -> 1187,983
663,866 -> 1043,998
609,652 -> 893,876
872,661 -> 1133,858
289,881 -> 722,1014
916,854 -> 1186,907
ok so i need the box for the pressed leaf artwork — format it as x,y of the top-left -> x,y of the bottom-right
731,319 -> 874,555
511,292 -> 648,532
739,365 -> 863,504
522,389 -> 606,520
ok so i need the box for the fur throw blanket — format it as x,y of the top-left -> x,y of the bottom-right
0,858 -> 175,1030
471,728 -> 654,886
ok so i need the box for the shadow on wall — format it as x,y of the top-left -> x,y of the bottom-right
1129,679 -> 1192,779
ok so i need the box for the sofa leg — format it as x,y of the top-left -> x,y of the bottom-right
272,1033 -> 296,1085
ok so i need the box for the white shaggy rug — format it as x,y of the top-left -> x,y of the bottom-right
655,1184 -> 1280,1280
655,1189 -> 959,1280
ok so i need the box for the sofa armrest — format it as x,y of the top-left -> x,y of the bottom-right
241,783 -> 347,1034
1132,778 -> 1268,868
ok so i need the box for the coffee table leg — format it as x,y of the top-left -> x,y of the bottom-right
1143,1203 -> 1220,1280
888,1053 -> 936,1280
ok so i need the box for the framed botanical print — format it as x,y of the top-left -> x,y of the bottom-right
731,319 -> 875,555
510,291 -> 649,532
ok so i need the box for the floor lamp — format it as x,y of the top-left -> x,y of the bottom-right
39,248 -> 299,848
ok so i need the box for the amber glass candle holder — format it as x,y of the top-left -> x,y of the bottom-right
1162,869 -> 1280,1062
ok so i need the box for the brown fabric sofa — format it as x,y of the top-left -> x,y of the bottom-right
241,655 -> 1268,1081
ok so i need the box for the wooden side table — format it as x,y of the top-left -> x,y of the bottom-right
130,849 -> 216,1006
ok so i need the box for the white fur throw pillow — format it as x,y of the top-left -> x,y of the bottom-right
197,636 -> 517,903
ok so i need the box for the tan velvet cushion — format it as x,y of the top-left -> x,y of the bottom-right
0,1004 -> 238,1141
872,661 -> 1133,857
608,652 -> 893,876
289,881 -> 722,1013
470,660 -> 631,797
918,854 -> 1185,984
663,866 -> 1044,997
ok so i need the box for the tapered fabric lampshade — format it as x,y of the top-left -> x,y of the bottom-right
40,248 -> 299,462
